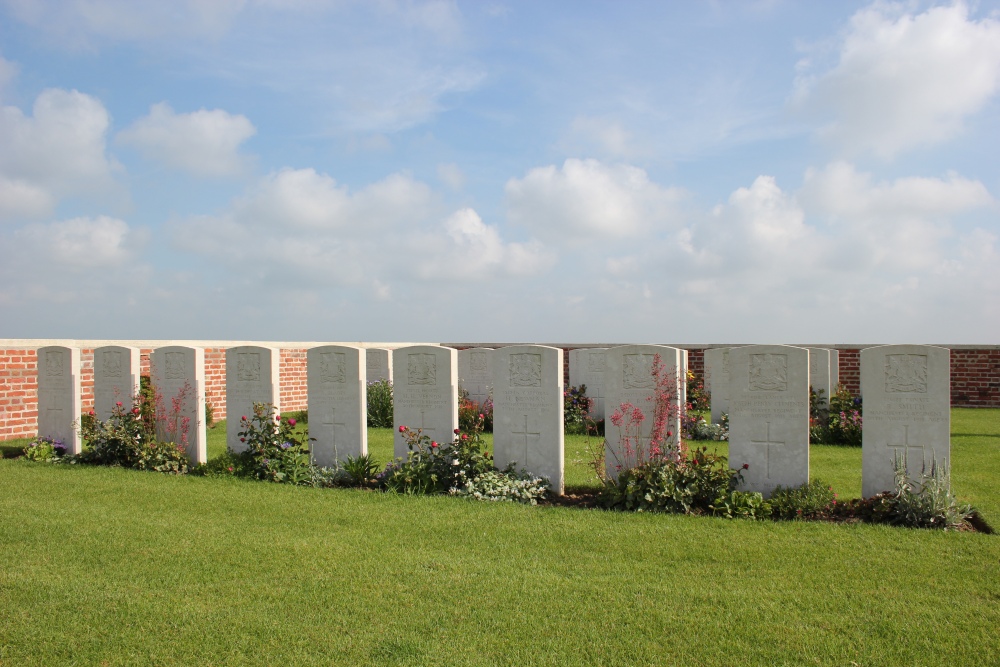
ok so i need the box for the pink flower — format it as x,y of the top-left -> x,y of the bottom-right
227,467 -> 233,472
88,410 -> 95,416
242,416 -> 247,422
132,408 -> 140,415
398,425 -> 406,433
116,401 -> 122,407
288,418 -> 296,427
478,413 -> 484,419
275,415 -> 280,421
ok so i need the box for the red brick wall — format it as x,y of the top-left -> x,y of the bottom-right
280,348 -> 309,413
951,348 -> 1000,407
0,349 -> 37,440
838,349 -> 861,395
687,349 -> 704,379
204,348 -> 227,420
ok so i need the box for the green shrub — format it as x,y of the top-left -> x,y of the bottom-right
366,379 -> 393,428
342,453 -> 381,487
682,413 -> 728,441
599,446 -> 741,514
205,398 -> 216,429
449,469 -> 549,505
882,456 -> 973,529
22,436 -> 69,463
564,384 -> 594,435
712,490 -> 770,520
769,480 -> 837,520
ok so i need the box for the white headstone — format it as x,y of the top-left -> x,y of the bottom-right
728,345 -> 809,497
568,348 -> 608,421
226,346 -> 280,454
457,347 -> 493,407
861,345 -> 950,498
150,346 -> 207,464
807,348 -> 835,406
704,347 -> 731,424
830,349 -> 840,389
603,345 -> 683,479
36,346 -> 82,455
365,348 -> 393,383
392,345 -> 458,459
307,345 -> 367,467
492,345 -> 564,494
680,349 -> 689,407
93,345 -> 141,420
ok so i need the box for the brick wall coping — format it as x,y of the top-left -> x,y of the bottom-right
444,343 -> 1000,350
0,340 -> 439,349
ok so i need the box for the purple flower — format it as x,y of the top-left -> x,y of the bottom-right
280,442 -> 291,450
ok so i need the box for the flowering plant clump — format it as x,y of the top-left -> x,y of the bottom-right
458,390 -> 493,433
22,436 -> 68,463
682,412 -> 728,441
686,370 -> 711,412
380,414 -> 549,503
811,385 -> 862,446
602,353 -> 682,477
564,384 -> 595,435
234,403 -> 320,485
80,395 -> 189,474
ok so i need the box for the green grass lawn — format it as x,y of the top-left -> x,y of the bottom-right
1,410 -> 998,666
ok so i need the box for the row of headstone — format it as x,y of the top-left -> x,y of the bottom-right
33,343 -> 950,501
717,344 -> 949,499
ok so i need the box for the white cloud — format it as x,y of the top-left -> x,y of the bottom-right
0,88 -> 121,222
14,215 -> 138,268
795,2 -> 1000,158
171,168 -> 550,289
567,117 -> 650,160
505,158 -> 687,241
2,0 -> 246,46
437,163 -> 465,190
117,102 -> 256,177
0,55 -> 17,99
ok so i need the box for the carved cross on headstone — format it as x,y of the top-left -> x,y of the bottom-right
322,409 -> 347,460
510,415 -> 541,468
750,421 -> 785,479
887,424 -> 927,477
416,411 -> 437,440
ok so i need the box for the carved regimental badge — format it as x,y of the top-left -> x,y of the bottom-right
470,350 -> 488,373
238,352 -> 261,382
588,353 -> 606,373
366,354 -> 381,370
103,350 -> 123,378
884,354 -> 927,393
45,350 -> 64,377
623,354 -> 655,389
165,351 -> 185,379
509,353 -> 542,387
749,354 -> 787,391
320,352 -> 346,384
408,354 -> 436,386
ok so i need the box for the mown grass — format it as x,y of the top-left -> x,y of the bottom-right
0,411 -> 997,666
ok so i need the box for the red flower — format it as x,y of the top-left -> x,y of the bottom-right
742,463 -> 750,470
132,408 -> 140,415
461,434 -> 468,441
288,418 -> 296,427
240,437 -> 245,443
275,415 -> 280,421
454,428 -> 460,434
666,431 -> 672,437
430,441 -> 438,448
242,416 -> 247,422
88,410 -> 95,416
398,425 -> 406,433
116,401 -> 122,407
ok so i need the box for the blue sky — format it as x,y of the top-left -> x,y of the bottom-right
1,0 -> 998,343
